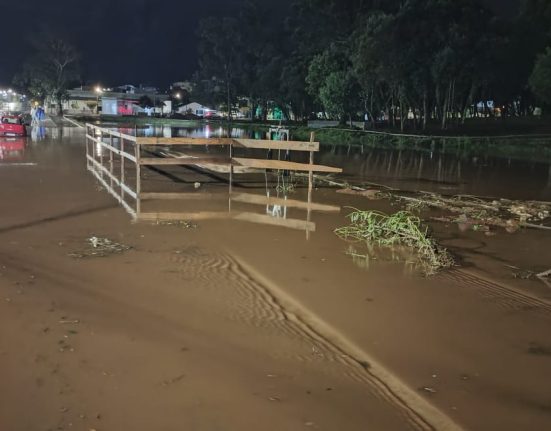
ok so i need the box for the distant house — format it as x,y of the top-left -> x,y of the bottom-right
177,102 -> 214,117
115,84 -> 137,94
62,86 -> 170,116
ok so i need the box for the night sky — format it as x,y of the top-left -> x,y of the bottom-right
0,0 -> 519,89
0,0 -> 255,88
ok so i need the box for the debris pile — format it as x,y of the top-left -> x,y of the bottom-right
397,193 -> 551,233
69,236 -> 131,259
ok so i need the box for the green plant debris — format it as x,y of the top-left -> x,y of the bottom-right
275,172 -> 297,193
276,182 -> 296,193
335,209 -> 454,275
69,236 -> 132,259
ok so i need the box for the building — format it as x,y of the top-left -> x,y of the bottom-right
62,86 -> 170,116
177,102 -> 215,117
0,89 -> 28,113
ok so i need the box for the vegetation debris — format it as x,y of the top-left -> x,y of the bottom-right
335,209 -> 453,275
313,173 -> 551,233
155,220 -> 198,229
397,193 -> 551,233
68,237 -> 131,259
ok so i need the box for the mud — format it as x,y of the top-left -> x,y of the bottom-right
1,126 -> 551,431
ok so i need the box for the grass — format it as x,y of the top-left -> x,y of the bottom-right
290,127 -> 551,163
335,209 -> 454,275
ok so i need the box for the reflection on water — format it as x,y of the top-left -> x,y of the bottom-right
117,124 -> 265,140
320,144 -> 551,201
0,138 -> 26,161
105,123 -> 551,201
31,126 -> 47,142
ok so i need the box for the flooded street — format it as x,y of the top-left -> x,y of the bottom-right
2,125 -> 551,431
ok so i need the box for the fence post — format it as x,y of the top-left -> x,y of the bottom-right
229,140 -> 233,195
308,132 -> 315,193
135,138 -> 141,215
85,124 -> 90,170
109,133 -> 114,188
99,127 -> 104,180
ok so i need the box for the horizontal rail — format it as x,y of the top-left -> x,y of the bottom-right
136,137 -> 320,152
138,211 -> 232,221
139,192 -> 216,200
137,137 -> 230,146
86,134 -> 137,163
232,157 -> 342,173
86,123 -> 136,142
233,139 -> 319,152
233,212 -> 316,232
139,157 -> 230,166
231,193 -> 340,212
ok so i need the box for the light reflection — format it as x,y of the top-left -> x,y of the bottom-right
0,138 -> 25,160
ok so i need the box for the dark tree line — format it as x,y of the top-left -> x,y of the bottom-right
13,34 -> 79,115
194,0 -> 551,130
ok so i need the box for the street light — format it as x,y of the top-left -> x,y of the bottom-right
95,86 -> 103,114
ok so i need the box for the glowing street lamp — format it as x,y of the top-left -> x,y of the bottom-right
95,86 -> 103,114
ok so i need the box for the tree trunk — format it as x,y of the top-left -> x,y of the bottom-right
226,82 -> 232,123
441,81 -> 452,130
422,89 -> 428,131
400,100 -> 405,132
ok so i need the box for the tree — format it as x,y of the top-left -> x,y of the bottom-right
319,70 -> 359,124
13,36 -> 79,115
306,45 -> 360,123
138,95 -> 154,109
530,47 -> 551,105
197,17 -> 243,121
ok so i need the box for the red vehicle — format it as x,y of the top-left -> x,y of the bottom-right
0,115 -> 27,137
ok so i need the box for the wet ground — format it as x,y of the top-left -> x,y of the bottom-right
1,126 -> 551,431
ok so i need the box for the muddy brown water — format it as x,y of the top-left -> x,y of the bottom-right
1,126 -> 551,431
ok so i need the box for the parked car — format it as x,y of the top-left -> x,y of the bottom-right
0,115 -> 27,137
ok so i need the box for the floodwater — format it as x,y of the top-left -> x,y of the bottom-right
2,125 -> 551,431
111,122 -> 551,201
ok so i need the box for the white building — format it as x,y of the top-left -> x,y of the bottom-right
177,102 -> 214,117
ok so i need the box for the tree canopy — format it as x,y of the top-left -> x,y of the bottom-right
14,35 -> 79,115
192,0 -> 550,129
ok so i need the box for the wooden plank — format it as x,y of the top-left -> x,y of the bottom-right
137,211 -> 232,221
233,139 -> 319,152
139,157 -> 231,166
231,193 -> 340,212
232,157 -> 342,173
86,135 -> 137,163
137,137 -> 231,146
140,192 -> 216,201
87,124 -> 128,140
233,212 -> 316,232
